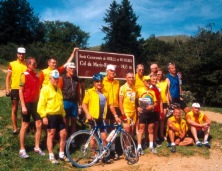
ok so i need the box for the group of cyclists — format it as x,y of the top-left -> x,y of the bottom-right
5,47 -> 212,166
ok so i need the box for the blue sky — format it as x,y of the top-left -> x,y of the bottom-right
27,0 -> 222,47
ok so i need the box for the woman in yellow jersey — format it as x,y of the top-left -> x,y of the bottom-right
136,76 -> 158,155
156,68 -> 169,140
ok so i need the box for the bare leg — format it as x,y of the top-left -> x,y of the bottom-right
190,126 -> 199,142
178,137 -> 194,146
59,128 -> 67,153
34,120 -> 43,149
137,124 -> 145,145
203,127 -> 210,141
47,129 -> 56,153
12,100 -> 19,131
148,123 -> 154,147
20,122 -> 29,150
160,109 -> 167,138
168,129 -> 175,144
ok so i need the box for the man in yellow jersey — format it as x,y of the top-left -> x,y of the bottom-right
167,106 -> 193,153
186,103 -> 211,148
134,64 -> 145,135
37,70 -> 68,164
136,76 -> 158,155
39,47 -> 79,87
102,64 -> 121,160
5,47 -> 27,135
135,64 -> 145,90
119,72 -> 136,137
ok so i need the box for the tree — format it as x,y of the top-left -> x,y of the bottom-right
43,21 -> 89,48
101,0 -> 120,52
101,0 -> 142,63
141,35 -> 174,68
182,24 -> 222,106
0,0 -> 45,45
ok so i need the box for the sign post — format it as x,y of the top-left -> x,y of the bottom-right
76,50 -> 135,80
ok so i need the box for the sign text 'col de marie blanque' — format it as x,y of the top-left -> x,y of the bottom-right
75,50 -> 135,80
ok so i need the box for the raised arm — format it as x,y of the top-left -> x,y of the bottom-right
64,47 -> 79,65
166,78 -> 172,102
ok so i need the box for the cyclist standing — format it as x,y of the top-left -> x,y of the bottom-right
82,73 -> 112,163
5,47 -> 27,135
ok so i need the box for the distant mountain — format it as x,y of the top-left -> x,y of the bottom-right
88,46 -> 101,51
89,35 -> 190,49
156,35 -> 190,43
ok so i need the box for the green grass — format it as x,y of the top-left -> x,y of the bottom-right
0,65 -> 7,90
202,107 -> 222,113
1,97 -> 222,170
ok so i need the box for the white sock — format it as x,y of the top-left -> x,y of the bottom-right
137,144 -> 142,149
149,142 -> 153,148
171,142 -> 176,146
59,152 -> 65,158
49,153 -> 54,160
20,149 -> 25,153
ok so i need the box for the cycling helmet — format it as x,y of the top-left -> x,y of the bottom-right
92,73 -> 103,81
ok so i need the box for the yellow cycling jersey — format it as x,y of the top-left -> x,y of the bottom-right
83,87 -> 108,119
8,60 -> 27,89
166,116 -> 188,136
137,87 -> 157,106
119,83 -> 136,113
156,79 -> 168,103
37,83 -> 65,118
102,76 -> 119,107
39,66 -> 64,87
186,111 -> 208,124
134,73 -> 144,90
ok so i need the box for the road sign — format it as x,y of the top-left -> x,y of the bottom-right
76,50 -> 135,80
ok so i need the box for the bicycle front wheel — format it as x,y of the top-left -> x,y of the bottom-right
120,131 -> 139,164
66,130 -> 101,168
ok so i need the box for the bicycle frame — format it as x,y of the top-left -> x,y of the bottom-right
66,118 -> 139,168
89,120 -> 124,159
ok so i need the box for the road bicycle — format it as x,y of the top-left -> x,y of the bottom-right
66,119 -> 139,168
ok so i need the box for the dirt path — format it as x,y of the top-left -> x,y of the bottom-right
88,149 -> 222,171
83,110 -> 222,171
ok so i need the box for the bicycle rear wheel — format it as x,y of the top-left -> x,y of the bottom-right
66,130 -> 101,168
120,131 -> 139,164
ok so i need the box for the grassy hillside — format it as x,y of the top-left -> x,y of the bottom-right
156,35 -> 190,43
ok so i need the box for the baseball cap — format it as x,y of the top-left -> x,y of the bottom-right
51,70 -> 60,79
143,75 -> 151,81
192,103 -> 201,108
106,64 -> 115,71
66,62 -> 76,68
92,73 -> 103,81
17,47 -> 26,53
